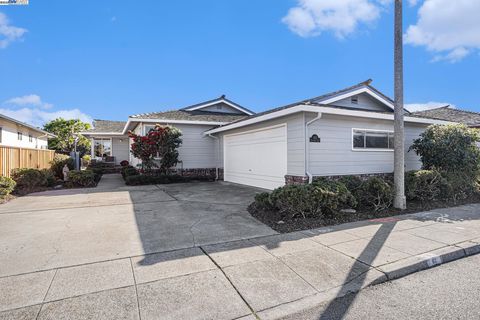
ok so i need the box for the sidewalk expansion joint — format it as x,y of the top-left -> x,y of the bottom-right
198,246 -> 260,320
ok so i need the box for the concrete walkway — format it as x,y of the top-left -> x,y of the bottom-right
1,175 -> 480,319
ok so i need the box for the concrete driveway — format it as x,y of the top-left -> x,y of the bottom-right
2,174 -> 480,320
0,174 -> 276,278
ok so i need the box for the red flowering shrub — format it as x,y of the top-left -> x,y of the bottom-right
129,125 -> 182,174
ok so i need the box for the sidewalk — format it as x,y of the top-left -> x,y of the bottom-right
1,204 -> 480,320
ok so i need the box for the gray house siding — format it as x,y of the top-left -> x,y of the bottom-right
306,114 -> 425,176
329,93 -> 391,112
172,124 -> 217,169
216,113 -> 306,176
200,103 -> 244,114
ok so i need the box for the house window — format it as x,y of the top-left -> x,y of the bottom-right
93,138 -> 112,157
353,129 -> 394,150
143,125 -> 156,135
18,132 -> 22,141
0,127 -> 2,143
29,135 -> 33,142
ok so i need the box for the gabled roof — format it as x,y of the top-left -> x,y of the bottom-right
204,80 -> 452,135
180,95 -> 255,115
306,79 -> 396,111
411,106 -> 480,127
0,113 -> 55,137
85,120 -> 127,134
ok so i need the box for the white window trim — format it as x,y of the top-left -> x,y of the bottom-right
92,137 -> 113,157
351,128 -> 394,152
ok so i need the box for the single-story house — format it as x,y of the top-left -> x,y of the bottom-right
0,114 -> 53,149
82,95 -> 253,173
83,80 -> 453,190
412,106 -> 480,128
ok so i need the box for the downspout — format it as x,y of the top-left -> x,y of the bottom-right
305,112 -> 322,184
208,133 -> 220,180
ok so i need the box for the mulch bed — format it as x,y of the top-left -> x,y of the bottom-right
248,195 -> 480,234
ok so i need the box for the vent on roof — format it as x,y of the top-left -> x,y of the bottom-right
351,96 -> 359,105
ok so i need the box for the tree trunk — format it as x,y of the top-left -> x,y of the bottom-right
394,0 -> 406,209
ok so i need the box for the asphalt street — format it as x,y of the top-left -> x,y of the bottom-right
279,254 -> 480,320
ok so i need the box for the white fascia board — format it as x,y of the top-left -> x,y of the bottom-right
122,118 -> 228,134
319,87 -> 395,111
205,104 -> 455,135
185,99 -> 254,115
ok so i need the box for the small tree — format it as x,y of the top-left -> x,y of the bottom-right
409,124 -> 480,175
44,118 -> 91,154
129,125 -> 182,174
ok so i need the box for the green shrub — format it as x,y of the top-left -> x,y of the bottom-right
50,154 -> 74,179
121,166 -> 138,180
254,192 -> 275,211
0,176 -> 16,198
337,175 -> 363,203
11,168 -> 48,192
125,174 -> 186,186
41,169 -> 56,187
82,155 -> 91,162
409,124 -> 480,175
255,180 -> 356,219
441,172 -> 479,203
405,170 -> 445,204
312,178 -> 357,211
357,177 -> 393,212
67,170 -> 96,187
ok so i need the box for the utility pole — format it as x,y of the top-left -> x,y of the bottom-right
394,0 -> 406,209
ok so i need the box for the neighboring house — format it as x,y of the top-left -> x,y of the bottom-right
412,106 -> 480,128
0,114 -> 53,149
84,80 -> 454,190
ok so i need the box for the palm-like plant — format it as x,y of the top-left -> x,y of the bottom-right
393,0 -> 406,209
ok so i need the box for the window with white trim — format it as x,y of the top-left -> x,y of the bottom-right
93,138 -> 112,157
353,129 -> 394,150
18,132 -> 22,141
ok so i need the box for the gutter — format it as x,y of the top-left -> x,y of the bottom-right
207,133 -> 220,180
305,112 -> 322,184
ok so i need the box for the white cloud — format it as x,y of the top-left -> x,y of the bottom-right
282,0 -> 387,39
0,107 -> 93,128
405,101 -> 455,112
0,12 -> 27,49
5,94 -> 53,109
405,0 -> 480,62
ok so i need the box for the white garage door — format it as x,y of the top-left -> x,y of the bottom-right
224,124 -> 287,190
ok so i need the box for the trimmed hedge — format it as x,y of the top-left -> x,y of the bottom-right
11,168 -> 49,192
357,177 -> 393,212
255,179 -> 357,219
121,166 -> 138,180
67,170 -> 97,187
125,174 -> 188,186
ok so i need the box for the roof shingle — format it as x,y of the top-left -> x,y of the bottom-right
411,106 -> 480,126
129,110 -> 246,123
88,120 -> 126,133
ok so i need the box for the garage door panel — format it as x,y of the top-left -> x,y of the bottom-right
224,125 -> 287,190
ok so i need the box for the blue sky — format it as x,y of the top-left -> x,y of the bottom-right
0,0 -> 479,127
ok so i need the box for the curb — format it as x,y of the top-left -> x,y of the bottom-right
257,241 -> 480,320
378,242 -> 480,281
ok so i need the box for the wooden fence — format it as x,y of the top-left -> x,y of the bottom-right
0,146 -> 55,177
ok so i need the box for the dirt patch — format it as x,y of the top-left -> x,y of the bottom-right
248,196 -> 480,233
